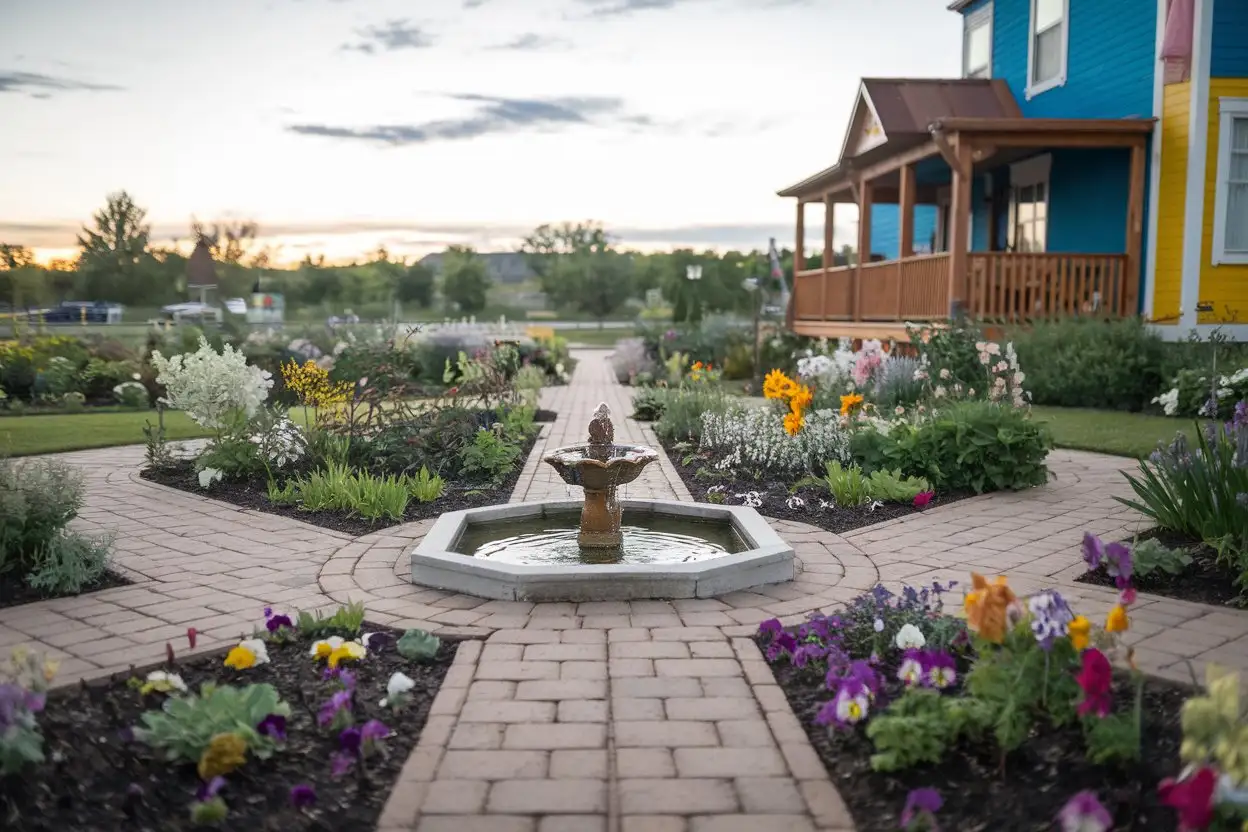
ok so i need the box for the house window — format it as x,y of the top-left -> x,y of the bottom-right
1213,98 -> 1248,265
963,4 -> 992,79
1008,155 -> 1051,253
1028,0 -> 1067,96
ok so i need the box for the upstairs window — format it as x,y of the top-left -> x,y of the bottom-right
963,4 -> 993,79
1213,99 -> 1248,265
1028,0 -> 1068,97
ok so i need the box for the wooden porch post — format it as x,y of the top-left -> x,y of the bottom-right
1124,138 -> 1146,316
947,140 -> 973,316
855,178 -> 873,321
897,164 -> 915,320
823,193 -> 834,320
795,201 -> 806,272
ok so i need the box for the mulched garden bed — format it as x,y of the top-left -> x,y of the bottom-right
0,569 -> 133,612
0,623 -> 459,832
766,641 -> 1190,831
662,444 -> 976,536
140,431 -> 540,537
1075,528 -> 1243,608
534,408 -> 557,423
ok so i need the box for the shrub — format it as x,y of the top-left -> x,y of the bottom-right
151,337 -> 273,431
35,356 -> 81,398
1008,317 -> 1170,411
24,532 -> 113,594
909,317 -> 983,391
698,405 -> 851,476
459,428 -> 522,485
873,355 -> 924,409
276,462 -> 412,521
1153,366 -> 1248,419
134,682 -> 291,764
113,381 -> 149,408
357,406 -> 482,478
82,358 -> 141,401
514,364 -> 547,407
631,387 -> 668,421
610,338 -> 654,384
865,468 -> 931,502
654,385 -> 731,443
852,401 -> 1052,494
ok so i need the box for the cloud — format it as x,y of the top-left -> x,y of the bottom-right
342,19 -> 435,54
488,33 -> 570,51
287,93 -> 653,145
462,0 -> 490,6
0,71 -> 123,97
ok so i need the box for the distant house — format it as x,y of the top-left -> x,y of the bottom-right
419,252 -> 535,285
780,0 -> 1248,341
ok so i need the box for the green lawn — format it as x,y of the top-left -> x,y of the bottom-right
0,410 -> 211,457
564,328 -> 637,348
1030,406 -> 1201,459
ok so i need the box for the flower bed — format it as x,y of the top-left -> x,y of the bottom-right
1075,530 -> 1241,608
753,536 -> 1248,831
0,606 -> 456,831
0,569 -> 131,612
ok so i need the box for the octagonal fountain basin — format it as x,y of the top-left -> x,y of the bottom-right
410,499 -> 795,602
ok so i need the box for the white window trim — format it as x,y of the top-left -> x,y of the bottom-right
1026,0 -> 1069,99
1212,97 -> 1248,265
1009,154 -> 1052,252
962,3 -> 993,79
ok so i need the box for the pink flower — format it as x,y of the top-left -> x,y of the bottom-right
1076,648 -> 1113,717
913,491 -> 934,509
1158,767 -> 1217,831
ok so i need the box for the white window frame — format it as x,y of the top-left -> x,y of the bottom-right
962,3 -> 993,79
1008,154 -> 1052,253
1212,97 -> 1248,265
1026,0 -> 1069,99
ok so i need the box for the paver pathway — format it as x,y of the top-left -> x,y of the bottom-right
2,349 -> 1247,831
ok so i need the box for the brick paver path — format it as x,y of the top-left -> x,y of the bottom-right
3,349 -> 1247,831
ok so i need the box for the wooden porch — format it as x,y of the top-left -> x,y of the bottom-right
779,78 -> 1153,338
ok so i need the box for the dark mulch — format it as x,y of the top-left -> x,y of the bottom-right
534,409 -> 557,423
662,444 -> 975,536
139,432 -> 540,537
0,569 -> 133,611
1075,528 -> 1243,608
0,623 -> 459,832
766,642 -> 1189,831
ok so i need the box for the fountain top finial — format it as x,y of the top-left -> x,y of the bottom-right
587,401 -> 614,449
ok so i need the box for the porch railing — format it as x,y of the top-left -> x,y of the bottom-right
967,253 -> 1130,320
792,253 -> 950,322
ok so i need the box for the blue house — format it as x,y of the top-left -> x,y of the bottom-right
780,0 -> 1248,341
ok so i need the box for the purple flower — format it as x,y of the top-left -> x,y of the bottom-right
846,660 -> 881,696
361,719 -> 390,743
1104,542 -> 1134,589
323,667 -> 357,692
758,618 -> 783,638
265,614 -> 294,633
1057,790 -> 1112,832
196,777 -> 226,801
1081,533 -> 1105,570
263,607 -> 272,618
766,631 -> 799,662
0,683 -> 43,728
256,713 -> 287,741
317,690 -> 352,727
923,651 -> 957,689
901,787 -> 943,830
289,784 -> 317,809
1028,590 -> 1075,651
330,751 -> 355,777
362,632 -> 393,652
339,726 -> 362,755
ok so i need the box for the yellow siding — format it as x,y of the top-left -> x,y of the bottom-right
1198,78 -> 1248,324
1152,82 -> 1192,323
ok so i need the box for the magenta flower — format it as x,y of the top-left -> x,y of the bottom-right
1076,649 -> 1113,718
758,618 -> 783,637
1081,533 -> 1105,570
361,719 -> 391,743
1057,790 -> 1112,832
913,491 -> 934,509
256,714 -> 287,741
289,784 -> 317,809
901,787 -> 942,830
922,651 -> 957,689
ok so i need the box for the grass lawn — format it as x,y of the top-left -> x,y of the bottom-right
564,327 -> 636,348
1030,406 -> 1201,459
0,410 -> 211,457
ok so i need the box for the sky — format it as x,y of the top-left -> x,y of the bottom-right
0,0 -> 961,266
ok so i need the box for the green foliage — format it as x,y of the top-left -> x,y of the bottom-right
908,317 -> 983,390
820,460 -> 871,507
133,682 -> 291,763
653,384 -> 731,443
0,458 -> 104,581
440,245 -> 492,314
459,428 -> 522,485
24,531 -> 113,594
852,401 -> 1052,494
397,629 -> 442,662
1180,665 -> 1248,786
283,463 -> 411,521
295,600 -> 366,639
868,688 -> 994,772
196,434 -> 266,481
865,469 -> 931,503
1131,537 -> 1194,578
190,797 -> 228,826
408,466 -> 446,503
513,364 -> 547,408
395,261 -> 436,308
631,387 -> 668,422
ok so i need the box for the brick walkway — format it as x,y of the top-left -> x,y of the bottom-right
2,349 -> 1247,831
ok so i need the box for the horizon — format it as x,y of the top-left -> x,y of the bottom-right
1,0 -> 960,267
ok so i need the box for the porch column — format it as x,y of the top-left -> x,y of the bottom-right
823,193 -> 834,320
855,178 -> 873,321
897,164 -> 916,320
947,140 -> 973,316
1124,138 -> 1146,316
795,201 -> 805,272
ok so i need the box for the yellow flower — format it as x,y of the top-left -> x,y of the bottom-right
763,369 -> 797,401
839,393 -> 864,415
783,410 -> 805,436
1069,615 -> 1091,651
789,384 -> 813,414
198,732 -> 247,779
224,645 -> 257,670
1106,604 -> 1129,633
963,573 -> 1017,643
324,640 -> 368,669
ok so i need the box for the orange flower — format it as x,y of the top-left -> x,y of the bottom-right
963,573 -> 1018,643
692,361 -> 704,371
789,384 -> 813,414
839,393 -> 864,415
783,410 -> 804,436
1069,615 -> 1091,651
1105,604 -> 1129,633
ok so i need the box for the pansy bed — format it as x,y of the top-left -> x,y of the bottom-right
756,533 -> 1248,832
0,603 -> 454,831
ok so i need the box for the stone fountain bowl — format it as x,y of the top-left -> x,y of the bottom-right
542,443 -> 659,491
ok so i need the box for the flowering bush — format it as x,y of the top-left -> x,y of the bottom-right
699,405 -> 850,476
0,648 -> 57,775
151,337 -> 273,430
112,380 -> 148,408
1153,366 -> 1248,419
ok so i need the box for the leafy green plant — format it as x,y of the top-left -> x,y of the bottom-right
0,458 -> 111,582
820,460 -> 872,507
1130,537 -> 1194,578
195,434 -> 266,481
653,385 -> 730,443
24,531 -> 113,594
283,463 -> 411,521
295,600 -> 366,639
459,428 -> 521,485
397,629 -> 442,661
865,469 -> 931,503
513,364 -> 546,408
133,683 -> 291,763
408,466 -> 446,503
631,387 -> 668,422
867,688 -> 992,772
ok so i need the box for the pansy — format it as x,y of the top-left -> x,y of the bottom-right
1057,790 -> 1112,832
381,672 -> 416,707
360,719 -> 390,744
141,670 -> 188,695
256,714 -> 287,741
897,649 -> 924,687
1159,767 -> 1217,832
894,623 -> 926,650
317,689 -> 352,727
901,787 -> 943,830
310,636 -> 345,658
1075,648 -> 1113,718
224,638 -> 269,670
924,651 -> 957,689
1104,541 -> 1134,589
264,608 -> 294,633
1068,615 -> 1091,651
289,784 -> 317,809
1105,604 -> 1129,633
831,677 -> 871,726
912,490 -> 934,509
964,573 -> 1020,643
1081,533 -> 1105,571
1028,590 -> 1075,651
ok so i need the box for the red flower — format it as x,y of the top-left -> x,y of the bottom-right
1076,648 -> 1113,717
1159,767 -> 1217,831
165,642 -> 175,665
187,627 -> 198,649
913,491 -> 935,509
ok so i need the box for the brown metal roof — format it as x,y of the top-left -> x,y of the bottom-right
861,78 -> 1020,136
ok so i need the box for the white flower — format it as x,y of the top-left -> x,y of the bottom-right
786,495 -> 805,510
873,618 -> 884,633
894,623 -> 926,650
145,670 -> 188,693
967,388 -> 976,397
834,685 -> 870,724
310,636 -> 345,657
381,671 -> 417,707
933,386 -> 947,399
150,337 -> 273,428
1153,388 -> 1180,416
894,406 -> 905,416
939,368 -> 951,380
198,467 -> 224,489
131,372 -> 142,381
239,638 -> 270,665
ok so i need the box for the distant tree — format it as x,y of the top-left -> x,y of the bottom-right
396,261 -> 436,308
76,190 -> 156,304
192,218 -> 258,266
521,222 -> 635,324
440,246 -> 491,314
0,243 -> 34,270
